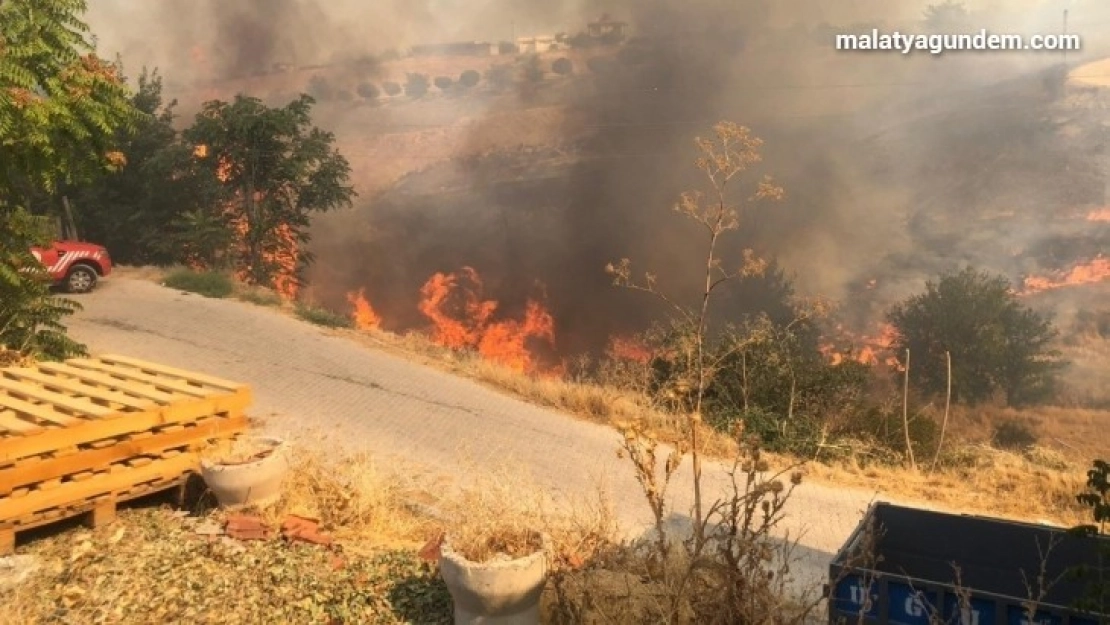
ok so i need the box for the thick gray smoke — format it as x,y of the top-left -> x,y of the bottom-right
84,0 -> 1110,359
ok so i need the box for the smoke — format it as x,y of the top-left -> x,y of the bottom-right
83,0 -> 1110,358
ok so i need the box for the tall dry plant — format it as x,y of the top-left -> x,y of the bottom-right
607,120 -> 782,538
601,123 -> 833,623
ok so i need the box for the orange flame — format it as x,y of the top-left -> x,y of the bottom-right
1022,256 -> 1110,294
1086,208 -> 1110,222
606,335 -> 652,364
820,323 -> 900,368
216,157 -> 234,183
418,267 -> 556,373
213,182 -> 299,300
347,288 -> 382,330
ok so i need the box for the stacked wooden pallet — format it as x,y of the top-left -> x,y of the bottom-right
0,354 -> 251,553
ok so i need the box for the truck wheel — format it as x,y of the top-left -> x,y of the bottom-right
65,264 -> 98,293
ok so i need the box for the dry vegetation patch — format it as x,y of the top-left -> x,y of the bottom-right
0,448 -> 449,624
0,444 -> 634,624
114,268 -> 1099,526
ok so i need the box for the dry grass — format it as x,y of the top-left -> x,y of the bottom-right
0,446 -> 450,624
811,444 -> 1088,526
0,444 -> 627,624
433,466 -> 616,567
257,447 -> 434,546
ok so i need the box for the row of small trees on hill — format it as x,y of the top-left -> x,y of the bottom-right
311,57 -> 576,102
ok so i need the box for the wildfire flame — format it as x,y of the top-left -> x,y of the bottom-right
820,322 -> 900,368
1086,208 -> 1110,222
185,150 -> 300,300
606,335 -> 652,364
1022,256 -> 1110,294
347,288 -> 382,330
417,267 -> 556,374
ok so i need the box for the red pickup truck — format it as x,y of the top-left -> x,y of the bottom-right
30,240 -> 112,293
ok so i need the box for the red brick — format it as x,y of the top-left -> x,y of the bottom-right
225,515 -> 267,533
418,532 -> 444,562
286,527 -> 333,546
281,515 -> 318,535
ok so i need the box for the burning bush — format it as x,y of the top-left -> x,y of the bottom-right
183,94 -> 355,299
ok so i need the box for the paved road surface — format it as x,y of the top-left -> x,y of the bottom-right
67,277 -> 914,597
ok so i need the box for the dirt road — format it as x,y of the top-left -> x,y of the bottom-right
66,277 -> 911,594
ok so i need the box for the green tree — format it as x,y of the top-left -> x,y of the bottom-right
404,73 -> 429,98
887,267 -> 1065,406
552,57 -> 573,76
1,0 -> 138,359
434,76 -> 453,92
458,70 -> 480,89
70,67 -> 219,265
520,54 -> 544,82
356,82 -> 379,100
485,65 -> 513,91
182,94 -> 355,291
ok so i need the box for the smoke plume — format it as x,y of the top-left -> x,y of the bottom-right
84,0 -> 1110,361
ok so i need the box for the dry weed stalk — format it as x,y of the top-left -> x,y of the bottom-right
607,120 -> 782,540
602,122 -> 835,623
613,419 -> 823,623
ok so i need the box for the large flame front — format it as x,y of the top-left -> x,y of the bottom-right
417,267 -> 556,374
1022,256 -> 1110,294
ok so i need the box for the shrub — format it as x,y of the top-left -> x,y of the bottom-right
852,404 -> 941,462
458,69 -> 480,89
382,81 -> 401,96
356,82 -> 380,100
992,418 -> 1039,451
887,267 -> 1065,406
485,65 -> 513,90
551,57 -> 573,75
404,73 -> 429,98
163,269 -> 235,298
295,303 -> 351,328
520,54 -> 544,82
433,76 -> 453,91
306,75 -> 335,101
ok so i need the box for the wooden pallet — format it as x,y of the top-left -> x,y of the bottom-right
0,455 -> 194,554
0,354 -> 254,553
0,354 -> 252,465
